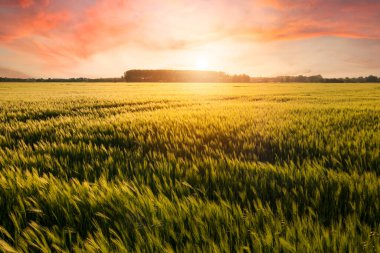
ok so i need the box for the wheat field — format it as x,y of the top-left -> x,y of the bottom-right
0,82 -> 379,252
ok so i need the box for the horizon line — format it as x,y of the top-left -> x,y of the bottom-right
1,68 -> 380,80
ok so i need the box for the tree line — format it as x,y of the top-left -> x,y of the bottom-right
250,75 -> 380,83
1,70 -> 380,83
122,70 -> 250,82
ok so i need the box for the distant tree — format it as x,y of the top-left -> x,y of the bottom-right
365,75 -> 378,82
308,75 -> 323,82
230,74 -> 250,83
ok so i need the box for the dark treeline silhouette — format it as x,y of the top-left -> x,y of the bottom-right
251,75 -> 380,83
1,70 -> 380,83
123,70 -> 250,82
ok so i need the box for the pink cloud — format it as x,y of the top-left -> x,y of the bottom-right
0,0 -> 226,64
64,0 -> 140,58
0,0 -> 69,42
1,0 -> 380,67
258,0 -> 380,40
0,0 -> 49,8
19,0 -> 34,8
0,67 -> 30,78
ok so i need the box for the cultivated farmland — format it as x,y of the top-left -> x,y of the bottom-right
0,82 -> 379,252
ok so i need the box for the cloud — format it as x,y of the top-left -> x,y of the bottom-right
1,0 -> 163,63
0,0 -> 241,64
0,0 -> 380,76
0,67 -> 31,78
0,0 -> 69,42
258,0 -> 380,40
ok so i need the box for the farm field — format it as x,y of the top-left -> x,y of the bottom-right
0,82 -> 379,252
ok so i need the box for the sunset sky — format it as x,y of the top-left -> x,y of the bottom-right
1,0 -> 380,78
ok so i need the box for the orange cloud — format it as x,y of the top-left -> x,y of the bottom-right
0,0 -> 69,42
258,0 -> 380,40
0,67 -> 30,78
1,0 -> 380,75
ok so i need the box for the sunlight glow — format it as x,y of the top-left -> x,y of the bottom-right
195,56 -> 209,70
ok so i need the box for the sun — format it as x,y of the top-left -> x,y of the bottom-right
195,56 -> 209,70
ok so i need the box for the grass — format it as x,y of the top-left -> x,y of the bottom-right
0,82 -> 379,252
